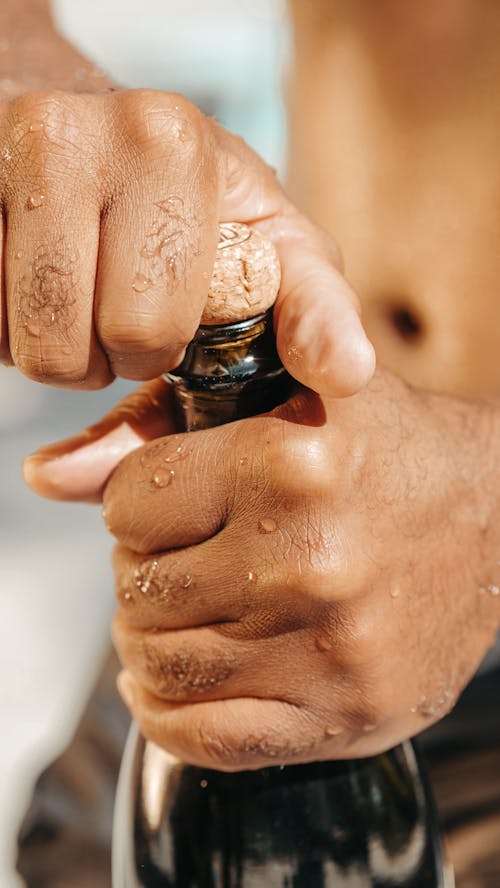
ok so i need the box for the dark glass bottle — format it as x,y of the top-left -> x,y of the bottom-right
112,311 -> 449,888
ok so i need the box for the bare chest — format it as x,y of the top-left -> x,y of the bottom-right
287,2 -> 500,396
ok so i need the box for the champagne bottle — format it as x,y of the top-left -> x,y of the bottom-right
112,224 -> 450,888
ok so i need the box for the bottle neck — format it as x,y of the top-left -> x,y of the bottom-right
165,310 -> 293,432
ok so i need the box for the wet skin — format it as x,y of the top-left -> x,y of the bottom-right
10,0 -> 500,768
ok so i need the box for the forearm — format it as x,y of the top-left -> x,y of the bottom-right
0,0 -> 114,95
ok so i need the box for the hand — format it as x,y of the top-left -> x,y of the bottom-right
0,87 -> 373,396
24,372 -> 500,769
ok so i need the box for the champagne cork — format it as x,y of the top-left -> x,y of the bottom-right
201,222 -> 281,325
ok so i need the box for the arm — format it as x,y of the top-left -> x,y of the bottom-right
24,367 -> 500,768
0,0 -> 113,94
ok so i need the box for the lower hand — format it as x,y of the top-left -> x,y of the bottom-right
25,371 -> 500,769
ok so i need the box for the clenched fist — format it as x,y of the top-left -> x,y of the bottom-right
0,87 -> 373,395
24,371 -> 500,770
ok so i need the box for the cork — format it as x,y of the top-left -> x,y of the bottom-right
201,222 -> 281,324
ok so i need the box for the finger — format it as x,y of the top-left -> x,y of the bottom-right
95,93 -> 220,380
273,216 -> 376,397
0,213 -> 10,365
113,521 -> 322,632
3,94 -> 112,388
23,377 -> 175,502
215,127 -> 375,397
114,615 -> 298,705
117,672 -> 324,771
114,536 -> 254,630
102,420 -> 241,551
114,614 -> 338,708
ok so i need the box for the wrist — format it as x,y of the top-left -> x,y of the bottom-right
0,0 -> 115,95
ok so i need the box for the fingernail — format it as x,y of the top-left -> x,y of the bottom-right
117,670 -> 136,710
23,422 -> 145,502
25,417 -> 121,463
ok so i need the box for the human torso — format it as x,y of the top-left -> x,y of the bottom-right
287,0 -> 500,396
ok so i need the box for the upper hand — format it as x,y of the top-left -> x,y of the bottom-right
0,88 -> 373,396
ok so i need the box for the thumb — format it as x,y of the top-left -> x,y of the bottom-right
23,378 -> 175,504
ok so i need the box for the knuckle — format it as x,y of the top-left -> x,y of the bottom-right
256,510 -> 343,606
116,90 -> 205,156
334,606 -> 388,681
257,420 -> 334,499
345,692 -> 385,734
8,91 -> 87,174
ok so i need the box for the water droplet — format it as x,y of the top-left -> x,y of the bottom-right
28,122 -> 44,133
177,128 -> 191,142
286,346 -> 303,362
151,468 -> 175,489
488,585 -> 499,597
123,591 -> 132,601
200,779 -> 208,789
315,637 -> 332,652
15,250 -> 23,260
390,586 -> 400,599
239,456 -> 249,466
28,191 -> 45,209
247,571 -> 257,584
132,273 -> 152,293
324,726 -> 342,738
180,574 -> 193,589
2,148 -> 12,161
258,517 -> 277,534
164,445 -> 186,463
410,706 -> 417,714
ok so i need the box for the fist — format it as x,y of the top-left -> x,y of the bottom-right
0,88 -> 373,396
96,373 -> 499,771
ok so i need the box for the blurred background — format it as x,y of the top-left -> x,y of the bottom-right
0,1 -> 287,883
